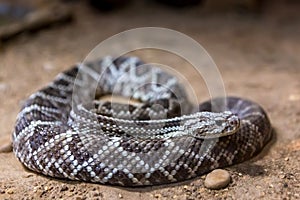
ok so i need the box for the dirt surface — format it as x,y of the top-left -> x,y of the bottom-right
0,0 -> 300,199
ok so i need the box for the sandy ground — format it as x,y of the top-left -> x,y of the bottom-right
0,0 -> 300,199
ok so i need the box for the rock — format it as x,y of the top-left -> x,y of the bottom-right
22,173 -> 34,178
204,169 -> 231,190
0,142 -> 12,153
60,184 -> 68,192
6,188 -> 14,194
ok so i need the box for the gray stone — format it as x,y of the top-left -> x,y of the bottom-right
204,169 -> 231,190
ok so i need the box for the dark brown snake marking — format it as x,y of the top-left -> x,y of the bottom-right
13,56 -> 272,186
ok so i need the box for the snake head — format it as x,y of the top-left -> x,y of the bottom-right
185,111 -> 240,139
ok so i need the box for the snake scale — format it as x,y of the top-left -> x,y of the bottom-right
13,56 -> 272,186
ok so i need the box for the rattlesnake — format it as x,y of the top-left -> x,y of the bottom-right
13,56 -> 272,186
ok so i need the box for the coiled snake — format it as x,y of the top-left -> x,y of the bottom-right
13,56 -> 272,186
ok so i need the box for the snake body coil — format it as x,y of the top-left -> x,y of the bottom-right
13,56 -> 272,186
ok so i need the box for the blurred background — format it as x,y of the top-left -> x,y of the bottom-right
0,0 -> 299,44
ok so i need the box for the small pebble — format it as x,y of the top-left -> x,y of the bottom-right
204,169 -> 231,190
60,184 -> 68,192
279,174 -> 285,179
33,186 -> 39,192
284,157 -> 289,161
93,190 -> 101,197
6,188 -> 14,194
0,142 -> 13,153
22,173 -> 34,178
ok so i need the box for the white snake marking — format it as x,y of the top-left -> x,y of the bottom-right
13,56 -> 272,186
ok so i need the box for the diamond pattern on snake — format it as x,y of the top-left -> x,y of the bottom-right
13,56 -> 272,186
